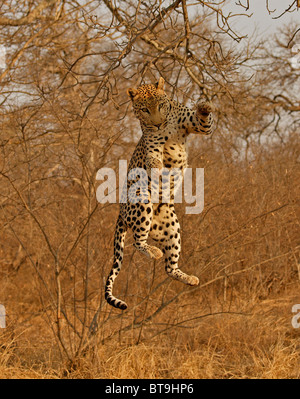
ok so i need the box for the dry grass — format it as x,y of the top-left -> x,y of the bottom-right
1,0 -> 299,381
94,299 -> 300,379
1,292 -> 300,379
1,133 -> 300,379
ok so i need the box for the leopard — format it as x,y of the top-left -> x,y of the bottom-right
105,77 -> 213,310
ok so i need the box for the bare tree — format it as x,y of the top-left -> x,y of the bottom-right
0,0 -> 299,367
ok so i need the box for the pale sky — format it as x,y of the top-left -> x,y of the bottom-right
222,0 -> 300,39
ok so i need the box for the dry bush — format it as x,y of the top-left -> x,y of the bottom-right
1,133 -> 299,379
0,0 -> 300,379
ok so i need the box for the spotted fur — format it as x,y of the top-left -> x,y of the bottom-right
105,77 -> 213,310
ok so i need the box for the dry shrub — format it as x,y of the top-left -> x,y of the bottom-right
0,1 -> 299,379
55,295 -> 300,379
1,133 -> 299,379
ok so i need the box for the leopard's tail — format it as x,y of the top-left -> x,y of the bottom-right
105,215 -> 128,310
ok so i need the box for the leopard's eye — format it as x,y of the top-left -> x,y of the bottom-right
141,108 -> 150,113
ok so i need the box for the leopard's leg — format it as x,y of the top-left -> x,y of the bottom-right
105,215 -> 128,310
185,101 -> 214,136
130,202 -> 163,260
150,203 -> 199,286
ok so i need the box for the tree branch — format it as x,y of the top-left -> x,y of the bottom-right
0,0 -> 57,26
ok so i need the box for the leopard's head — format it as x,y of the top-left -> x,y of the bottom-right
127,77 -> 171,128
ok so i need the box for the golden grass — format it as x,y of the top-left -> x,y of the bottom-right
1,290 -> 299,379
1,129 -> 299,379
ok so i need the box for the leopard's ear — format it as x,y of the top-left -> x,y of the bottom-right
127,88 -> 138,101
155,77 -> 165,91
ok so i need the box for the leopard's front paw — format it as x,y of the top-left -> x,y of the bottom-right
197,101 -> 214,116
